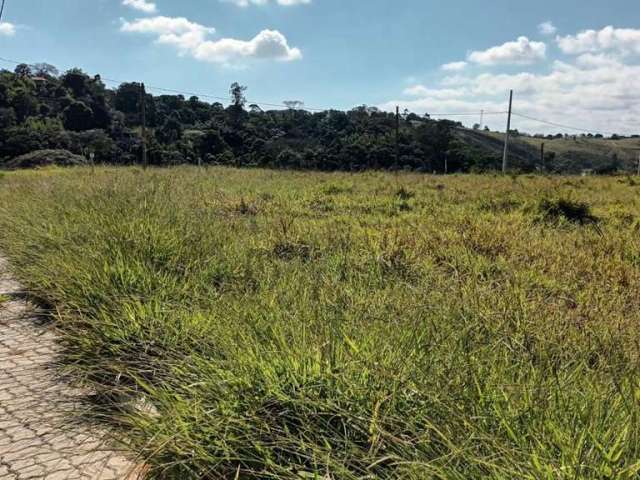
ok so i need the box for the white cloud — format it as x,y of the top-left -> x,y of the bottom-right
403,85 -> 466,99
468,36 -> 547,65
0,22 -> 16,36
192,29 -> 302,63
222,0 -> 310,6
121,16 -> 215,51
538,21 -> 557,36
441,61 -> 467,71
383,31 -> 640,135
574,53 -> 622,69
557,26 -> 640,55
121,16 -> 302,64
122,0 -> 157,14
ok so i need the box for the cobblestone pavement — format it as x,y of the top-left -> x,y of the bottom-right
0,256 -> 139,479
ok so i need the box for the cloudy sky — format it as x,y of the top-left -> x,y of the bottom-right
2,0 -> 640,134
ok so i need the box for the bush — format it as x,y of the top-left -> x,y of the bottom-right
7,149 -> 86,169
534,196 -> 599,225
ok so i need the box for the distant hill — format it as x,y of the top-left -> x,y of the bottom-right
454,128 -> 639,174
517,134 -> 639,173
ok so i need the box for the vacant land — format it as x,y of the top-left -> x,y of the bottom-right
0,167 -> 639,479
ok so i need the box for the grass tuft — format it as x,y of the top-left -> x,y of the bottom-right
395,186 -> 415,200
534,196 -> 599,226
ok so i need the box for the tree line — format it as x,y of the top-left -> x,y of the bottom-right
0,63 -> 509,172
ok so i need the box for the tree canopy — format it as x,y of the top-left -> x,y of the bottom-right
1,63 -> 623,173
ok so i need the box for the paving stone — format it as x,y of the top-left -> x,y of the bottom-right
0,256 -> 138,479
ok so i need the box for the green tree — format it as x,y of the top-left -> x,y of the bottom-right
61,69 -> 90,98
14,64 -> 32,78
62,101 -> 94,132
33,63 -> 59,78
0,108 -> 16,129
12,89 -> 38,123
157,113 -> 183,144
197,129 -> 228,160
228,82 -> 247,126
114,83 -> 142,125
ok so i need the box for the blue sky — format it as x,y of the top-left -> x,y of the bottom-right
2,0 -> 640,134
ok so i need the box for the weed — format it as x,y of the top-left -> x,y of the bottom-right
534,196 -> 599,226
307,196 -> 334,213
236,197 -> 258,215
322,183 -> 353,195
478,195 -> 522,213
618,176 -> 637,187
272,240 -> 313,261
395,186 -> 415,200
0,167 -> 637,479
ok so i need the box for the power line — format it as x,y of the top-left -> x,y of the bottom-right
511,112 -> 619,137
0,56 -> 510,118
0,56 -> 335,112
0,56 -> 632,135
126,84 -> 228,103
428,111 -> 506,117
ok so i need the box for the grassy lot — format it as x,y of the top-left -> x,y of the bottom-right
0,167 -> 639,479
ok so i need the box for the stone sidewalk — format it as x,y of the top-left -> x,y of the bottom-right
0,256 -> 138,479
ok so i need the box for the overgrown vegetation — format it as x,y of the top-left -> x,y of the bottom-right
0,168 -> 639,479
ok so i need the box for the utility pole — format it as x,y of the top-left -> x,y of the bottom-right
140,82 -> 148,168
540,142 -> 545,172
480,109 -> 484,130
0,0 -> 6,22
395,105 -> 400,169
637,153 -> 640,177
502,90 -> 513,174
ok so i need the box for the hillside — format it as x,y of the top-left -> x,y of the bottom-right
1,63 -> 639,174
453,128 -> 539,171
478,130 -> 640,173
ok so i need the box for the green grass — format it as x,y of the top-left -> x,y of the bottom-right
0,166 -> 639,479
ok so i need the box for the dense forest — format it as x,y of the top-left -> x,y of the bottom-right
0,63 -> 634,173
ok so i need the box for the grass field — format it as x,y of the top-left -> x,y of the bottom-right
0,167 -> 639,479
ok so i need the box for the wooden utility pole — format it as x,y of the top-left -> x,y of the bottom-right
502,90 -> 513,174
637,153 -> 640,177
0,0 -> 6,22
395,106 -> 400,169
540,142 -> 545,171
140,82 -> 148,168
480,109 -> 484,130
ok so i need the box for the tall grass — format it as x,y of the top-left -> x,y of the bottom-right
0,167 -> 639,479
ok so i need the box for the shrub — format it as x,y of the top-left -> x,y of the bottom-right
8,149 -> 86,169
534,196 -> 599,226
